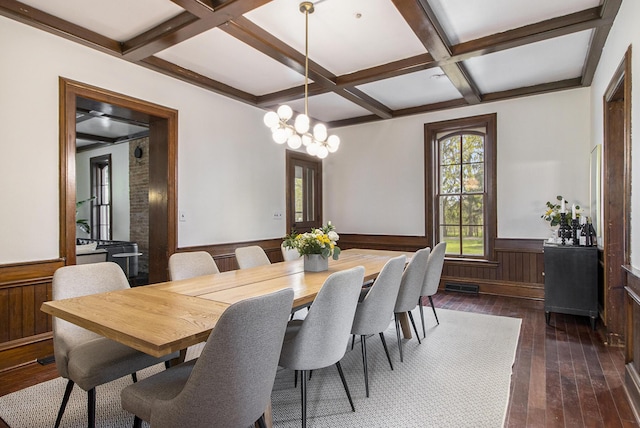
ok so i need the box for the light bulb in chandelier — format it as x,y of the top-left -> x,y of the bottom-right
261,1 -> 340,159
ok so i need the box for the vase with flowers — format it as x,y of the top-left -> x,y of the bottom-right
283,222 -> 341,272
541,195 -> 581,243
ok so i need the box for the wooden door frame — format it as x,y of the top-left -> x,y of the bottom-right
602,46 -> 632,345
285,150 -> 323,234
59,77 -> 178,283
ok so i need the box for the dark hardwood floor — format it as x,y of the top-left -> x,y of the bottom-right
0,292 -> 637,427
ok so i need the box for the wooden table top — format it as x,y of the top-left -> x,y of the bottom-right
41,249 -> 410,358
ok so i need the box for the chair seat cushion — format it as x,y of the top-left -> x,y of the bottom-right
121,360 -> 196,423
67,337 -> 178,391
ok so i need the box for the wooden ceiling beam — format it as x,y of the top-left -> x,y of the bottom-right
224,16 -> 392,119
581,0 -> 623,86
121,0 -> 273,61
391,0 -> 481,105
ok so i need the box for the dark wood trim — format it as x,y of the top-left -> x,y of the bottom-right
602,46 -> 632,344
59,78 -> 178,283
339,233 -> 543,300
0,260 -> 62,372
581,0 -> 623,86
285,150 -> 323,234
0,0 -> 618,127
424,113 -> 497,261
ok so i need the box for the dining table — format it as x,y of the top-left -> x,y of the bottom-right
40,248 -> 414,427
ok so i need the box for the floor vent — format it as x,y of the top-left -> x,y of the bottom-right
37,355 -> 55,365
444,282 -> 479,294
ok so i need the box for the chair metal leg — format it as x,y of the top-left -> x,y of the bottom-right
407,310 -> 422,344
301,369 -> 308,428
394,313 -> 403,362
335,361 -> 355,412
54,379 -> 74,428
88,387 -> 96,428
351,334 -> 355,350
379,332 -> 393,370
419,297 -> 426,338
133,415 -> 142,428
429,296 -> 439,325
360,335 -> 369,397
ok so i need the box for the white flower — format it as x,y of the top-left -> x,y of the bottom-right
328,231 -> 339,242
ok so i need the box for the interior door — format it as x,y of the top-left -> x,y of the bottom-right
286,151 -> 322,234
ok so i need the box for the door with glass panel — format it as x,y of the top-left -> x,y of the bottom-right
286,151 -> 322,234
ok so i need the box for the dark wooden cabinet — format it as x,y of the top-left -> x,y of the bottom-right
543,243 -> 598,329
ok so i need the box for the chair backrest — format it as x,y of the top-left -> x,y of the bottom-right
52,262 -> 131,378
352,255 -> 406,335
235,245 -> 271,269
149,288 -> 294,428
394,247 -> 430,313
280,266 -> 365,370
281,243 -> 301,261
421,242 -> 447,296
169,251 -> 219,280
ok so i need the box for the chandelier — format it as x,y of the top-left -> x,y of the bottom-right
263,1 -> 340,159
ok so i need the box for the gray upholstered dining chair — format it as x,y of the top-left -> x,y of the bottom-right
278,266 -> 365,428
419,242 -> 447,337
350,255 -> 406,397
168,251 -> 219,280
52,262 -> 179,428
394,247 -> 431,362
235,245 -> 271,269
121,288 -> 294,428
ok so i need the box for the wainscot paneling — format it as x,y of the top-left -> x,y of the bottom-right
624,266 -> 640,421
175,238 -> 286,273
0,259 -> 63,372
339,235 -> 545,300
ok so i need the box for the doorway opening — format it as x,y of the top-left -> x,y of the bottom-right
59,78 -> 178,284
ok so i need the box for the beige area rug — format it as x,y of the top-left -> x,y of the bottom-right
0,308 -> 520,427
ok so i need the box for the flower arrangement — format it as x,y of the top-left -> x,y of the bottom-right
283,221 -> 341,260
542,195 -> 581,226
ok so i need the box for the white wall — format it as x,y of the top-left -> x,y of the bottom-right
76,144 -> 130,241
0,16 -> 287,264
590,0 -> 640,267
0,13 -> 598,265
326,88 -> 592,239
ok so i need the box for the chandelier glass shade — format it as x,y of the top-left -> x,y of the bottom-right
263,1 -> 340,159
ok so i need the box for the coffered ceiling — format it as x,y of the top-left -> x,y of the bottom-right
0,0 -> 621,129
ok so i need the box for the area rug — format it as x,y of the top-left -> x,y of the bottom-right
0,308 -> 520,427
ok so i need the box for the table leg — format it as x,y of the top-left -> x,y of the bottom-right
399,312 -> 412,339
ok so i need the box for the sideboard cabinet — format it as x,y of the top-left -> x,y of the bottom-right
543,243 -> 598,329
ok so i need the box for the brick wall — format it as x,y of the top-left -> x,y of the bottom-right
129,138 -> 149,276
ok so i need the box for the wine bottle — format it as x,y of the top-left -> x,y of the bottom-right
579,216 -> 587,246
587,217 -> 597,246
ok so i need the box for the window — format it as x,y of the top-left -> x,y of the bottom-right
425,114 -> 496,259
90,154 -> 112,240
286,150 -> 322,233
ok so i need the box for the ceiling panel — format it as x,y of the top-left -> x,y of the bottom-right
17,0 -> 183,41
156,28 -> 306,95
246,0 -> 427,76
282,92 -> 373,123
429,0 -> 601,44
464,30 -> 593,94
357,68 -> 463,110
